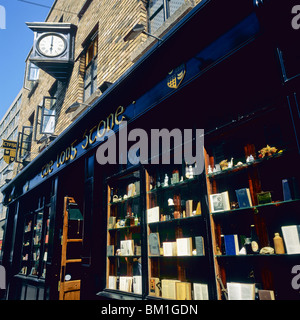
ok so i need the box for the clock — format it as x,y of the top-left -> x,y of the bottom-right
37,33 -> 67,57
27,22 -> 77,80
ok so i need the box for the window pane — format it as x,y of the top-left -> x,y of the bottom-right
93,37 -> 98,57
20,127 -> 33,158
149,0 -> 163,16
84,64 -> 92,86
92,60 -> 97,79
169,0 -> 185,16
86,43 -> 94,66
42,109 -> 56,134
28,62 -> 39,81
150,9 -> 165,33
84,84 -> 92,101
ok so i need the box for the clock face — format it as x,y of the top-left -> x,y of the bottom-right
37,33 -> 67,57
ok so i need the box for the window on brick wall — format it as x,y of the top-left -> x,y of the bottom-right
28,62 -> 39,81
16,126 -> 33,161
24,60 -> 39,94
41,98 -> 56,135
84,34 -> 98,102
148,0 -> 185,34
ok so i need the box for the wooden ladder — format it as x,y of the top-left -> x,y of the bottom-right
59,197 -> 83,300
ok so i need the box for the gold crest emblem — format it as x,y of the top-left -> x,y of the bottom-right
167,64 -> 186,89
1,140 -> 17,164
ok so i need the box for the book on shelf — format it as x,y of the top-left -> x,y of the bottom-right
20,267 -> 27,275
171,170 -> 180,184
282,177 -> 300,201
119,276 -> 133,292
186,200 -> 193,217
108,216 -> 116,229
147,206 -> 160,223
108,276 -> 117,289
176,282 -> 192,300
224,234 -> 240,255
149,277 -> 160,297
235,188 -> 253,208
135,245 -> 141,256
43,251 -> 48,262
258,289 -> 275,300
120,240 -> 134,256
149,233 -> 160,256
195,236 -> 205,256
227,282 -> 256,300
161,279 -> 180,299
135,181 -> 140,195
107,245 -> 114,256
133,275 -> 142,294
210,191 -> 230,213
281,225 -> 300,254
193,283 -> 209,300
127,183 -> 136,197
163,242 -> 177,256
176,237 -> 193,256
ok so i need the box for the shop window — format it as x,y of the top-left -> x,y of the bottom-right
19,199 -> 50,280
148,0 -> 185,34
277,46 -> 300,82
83,34 -> 98,102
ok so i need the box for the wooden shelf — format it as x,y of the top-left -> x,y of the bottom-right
108,225 -> 141,232
65,259 -> 82,264
216,253 -> 300,259
107,255 -> 141,259
108,194 -> 140,206
207,151 -> 287,180
67,239 -> 83,243
148,255 -> 206,258
147,176 -> 200,194
148,214 -> 203,226
211,199 -> 300,219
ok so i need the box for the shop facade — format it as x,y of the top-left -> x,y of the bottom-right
1,0 -> 300,300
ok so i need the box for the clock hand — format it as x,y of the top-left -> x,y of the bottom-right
50,36 -> 54,52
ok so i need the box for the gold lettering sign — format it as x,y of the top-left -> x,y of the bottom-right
41,105 -> 126,178
1,140 -> 17,164
81,105 -> 125,149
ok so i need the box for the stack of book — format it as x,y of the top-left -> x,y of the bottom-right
281,225 -> 300,254
148,235 -> 205,256
108,275 -> 142,294
152,278 -> 209,300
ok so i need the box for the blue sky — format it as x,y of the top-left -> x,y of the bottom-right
0,0 -> 55,120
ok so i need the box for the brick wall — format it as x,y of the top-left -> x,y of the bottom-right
17,0 -> 200,167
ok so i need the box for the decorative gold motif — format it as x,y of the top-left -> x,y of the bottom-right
167,64 -> 186,89
1,140 -> 17,164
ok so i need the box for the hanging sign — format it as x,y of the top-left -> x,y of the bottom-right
1,140 -> 17,164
